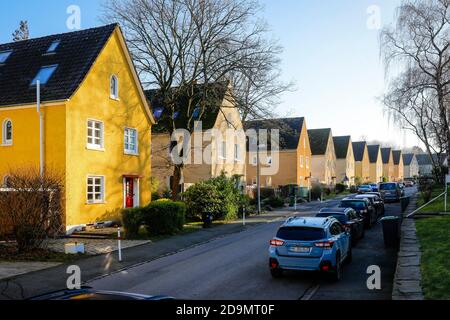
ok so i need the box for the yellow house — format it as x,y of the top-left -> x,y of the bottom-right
0,24 -> 155,232
245,117 -> 312,189
392,150 -> 404,182
149,83 -> 246,193
308,128 -> 336,186
381,147 -> 395,181
333,136 -> 355,186
367,145 -> 383,183
353,141 -> 370,184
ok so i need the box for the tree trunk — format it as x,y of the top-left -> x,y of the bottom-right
171,164 -> 183,201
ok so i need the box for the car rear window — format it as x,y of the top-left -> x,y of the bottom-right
316,213 -> 347,224
276,227 -> 326,241
379,183 -> 396,190
339,201 -> 366,210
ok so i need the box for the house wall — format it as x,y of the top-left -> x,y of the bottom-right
404,157 -> 419,178
311,135 -> 336,186
64,28 -> 152,227
355,145 -> 370,183
297,121 -> 312,188
335,141 -> 354,185
369,152 -> 383,183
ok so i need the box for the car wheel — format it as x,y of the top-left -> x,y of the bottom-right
331,253 -> 342,282
270,268 -> 283,278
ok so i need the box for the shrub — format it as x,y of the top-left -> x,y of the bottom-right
310,183 -> 323,200
0,168 -> 63,252
183,182 -> 222,220
349,185 -> 357,193
335,183 -> 347,194
323,187 -> 332,196
121,208 -> 143,239
142,201 -> 186,236
259,187 -> 276,200
263,197 -> 285,208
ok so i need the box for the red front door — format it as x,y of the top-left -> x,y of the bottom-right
125,178 -> 134,208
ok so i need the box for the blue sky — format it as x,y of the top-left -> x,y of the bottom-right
0,0 -> 420,148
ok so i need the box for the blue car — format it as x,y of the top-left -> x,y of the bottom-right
269,217 -> 352,281
369,184 -> 379,192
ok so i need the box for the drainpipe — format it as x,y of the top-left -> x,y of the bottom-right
37,81 -> 44,177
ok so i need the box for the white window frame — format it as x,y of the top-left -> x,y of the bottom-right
234,144 -> 240,162
300,155 -> 304,168
252,155 -> 257,166
110,75 -> 119,100
86,175 -> 105,204
306,156 -> 310,168
219,141 -> 227,160
124,127 -> 139,155
86,119 -> 104,151
2,119 -> 12,146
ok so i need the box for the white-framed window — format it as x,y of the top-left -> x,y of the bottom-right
304,137 -> 306,149
124,128 -> 138,155
234,144 -> 240,162
267,156 -> 273,165
87,119 -> 104,150
220,141 -> 227,159
253,155 -> 257,166
2,175 -> 10,188
110,75 -> 119,99
2,119 -> 12,145
306,156 -> 310,168
266,177 -> 272,187
300,155 -> 304,168
87,176 -> 105,204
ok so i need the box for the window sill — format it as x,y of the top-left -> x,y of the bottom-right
86,201 -> 106,205
86,146 -> 105,152
110,96 -> 120,101
124,151 -> 139,156
1,143 -> 12,147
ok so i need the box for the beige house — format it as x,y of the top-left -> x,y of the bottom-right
333,136 -> 355,186
308,128 -> 336,186
381,147 -> 395,181
353,142 -> 370,184
245,117 -> 312,188
367,145 -> 383,183
148,82 -> 246,193
403,153 -> 419,178
392,150 -> 404,181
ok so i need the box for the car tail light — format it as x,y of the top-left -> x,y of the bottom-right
315,241 -> 334,249
321,264 -> 330,272
270,239 -> 284,247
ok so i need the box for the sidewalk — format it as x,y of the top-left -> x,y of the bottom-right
392,193 -> 424,300
0,210 -> 292,300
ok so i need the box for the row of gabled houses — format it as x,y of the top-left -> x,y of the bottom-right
0,24 -> 445,232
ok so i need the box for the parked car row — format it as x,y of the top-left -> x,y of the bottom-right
358,182 -> 406,203
268,192 -> 388,281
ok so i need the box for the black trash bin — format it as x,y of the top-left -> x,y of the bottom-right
400,196 -> 410,213
380,216 -> 401,248
202,212 -> 213,228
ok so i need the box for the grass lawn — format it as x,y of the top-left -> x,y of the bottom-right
416,216 -> 450,300
417,185 -> 447,213
323,190 -> 352,201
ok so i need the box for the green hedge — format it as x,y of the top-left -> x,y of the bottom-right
142,201 -> 186,236
122,208 -> 143,239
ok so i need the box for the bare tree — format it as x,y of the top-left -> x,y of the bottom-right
103,0 -> 289,198
380,0 -> 450,177
0,167 -> 64,253
12,20 -> 29,41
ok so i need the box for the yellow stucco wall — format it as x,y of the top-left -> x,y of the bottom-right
64,28 -> 152,226
355,145 -> 370,183
0,104 -> 66,177
311,134 -> 336,186
369,152 -> 383,183
335,142 -> 355,185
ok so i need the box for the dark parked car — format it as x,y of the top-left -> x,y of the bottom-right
339,198 -> 377,228
316,208 -> 365,246
357,185 -> 372,194
353,194 -> 385,217
369,184 -> 379,192
365,192 -> 385,215
29,287 -> 174,300
379,182 -> 404,202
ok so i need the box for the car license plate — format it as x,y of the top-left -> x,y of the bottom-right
289,246 -> 310,253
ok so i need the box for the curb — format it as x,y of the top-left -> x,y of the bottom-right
392,193 -> 424,300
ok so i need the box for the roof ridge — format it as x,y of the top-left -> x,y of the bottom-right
0,23 -> 118,47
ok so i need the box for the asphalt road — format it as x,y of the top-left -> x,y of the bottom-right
88,188 -> 416,300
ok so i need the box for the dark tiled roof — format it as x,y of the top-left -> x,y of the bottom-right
146,82 -> 229,133
402,153 -> 414,165
432,153 -> 447,165
381,148 -> 392,164
416,154 -> 432,165
392,150 -> 402,165
333,136 -> 351,159
245,117 -> 305,150
352,141 -> 367,162
308,128 -> 331,155
367,145 -> 380,163
0,24 -> 117,107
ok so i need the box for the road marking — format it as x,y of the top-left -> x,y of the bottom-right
299,283 -> 320,300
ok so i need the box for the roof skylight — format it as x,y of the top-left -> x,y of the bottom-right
0,50 -> 13,64
46,40 -> 61,53
31,65 -> 58,86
